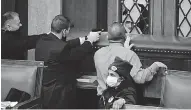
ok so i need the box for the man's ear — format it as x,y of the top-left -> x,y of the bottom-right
118,77 -> 125,82
62,29 -> 66,35
5,24 -> 12,31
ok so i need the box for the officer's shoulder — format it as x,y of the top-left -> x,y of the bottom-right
95,46 -> 109,54
41,33 -> 48,37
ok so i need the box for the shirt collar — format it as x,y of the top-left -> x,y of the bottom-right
50,32 -> 62,40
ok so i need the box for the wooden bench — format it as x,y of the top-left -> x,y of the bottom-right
1,59 -> 44,109
77,70 -> 191,109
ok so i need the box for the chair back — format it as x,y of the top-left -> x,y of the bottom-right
160,70 -> 191,109
1,59 -> 44,108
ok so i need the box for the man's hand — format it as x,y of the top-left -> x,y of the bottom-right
112,98 -> 126,109
154,62 -> 168,75
87,31 -> 101,44
149,62 -> 168,76
124,36 -> 134,49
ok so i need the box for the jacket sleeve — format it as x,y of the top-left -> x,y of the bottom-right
26,33 -> 47,49
117,87 -> 137,105
58,41 -> 93,62
128,53 -> 155,84
66,38 -> 81,49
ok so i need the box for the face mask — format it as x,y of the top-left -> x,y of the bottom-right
106,76 -> 119,87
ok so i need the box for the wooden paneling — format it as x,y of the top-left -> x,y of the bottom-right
1,0 -> 16,15
139,57 -> 191,71
107,0 -> 121,26
163,0 -> 177,37
15,0 -> 28,37
134,49 -> 191,71
150,0 -> 177,37
97,0 -> 108,30
62,0 -> 97,31
149,0 -> 154,34
152,0 -> 163,36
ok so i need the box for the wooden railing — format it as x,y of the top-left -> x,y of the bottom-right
93,33 -> 191,71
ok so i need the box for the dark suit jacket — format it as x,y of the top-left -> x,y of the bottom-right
1,30 -> 45,60
35,33 -> 93,85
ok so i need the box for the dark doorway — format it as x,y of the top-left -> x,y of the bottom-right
62,0 -> 107,32
97,0 -> 108,31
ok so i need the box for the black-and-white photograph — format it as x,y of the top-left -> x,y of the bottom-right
1,0 -> 191,109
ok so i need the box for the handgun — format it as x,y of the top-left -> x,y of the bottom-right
91,29 -> 104,35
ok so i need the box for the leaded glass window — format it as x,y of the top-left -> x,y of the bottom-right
122,0 -> 150,34
177,0 -> 191,37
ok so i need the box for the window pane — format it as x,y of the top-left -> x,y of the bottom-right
122,0 -> 150,34
177,0 -> 191,37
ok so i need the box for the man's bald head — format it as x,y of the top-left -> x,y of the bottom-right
108,22 -> 126,41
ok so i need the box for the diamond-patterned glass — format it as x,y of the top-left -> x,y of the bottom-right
177,0 -> 191,37
122,0 -> 150,34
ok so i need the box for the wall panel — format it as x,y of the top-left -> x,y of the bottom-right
62,0 -> 97,40
62,0 -> 97,32
163,0 -> 177,37
28,0 -> 61,34
107,0 -> 121,27
28,0 -> 61,60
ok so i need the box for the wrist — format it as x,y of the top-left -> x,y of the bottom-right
86,35 -> 93,44
148,63 -> 158,75
79,37 -> 86,45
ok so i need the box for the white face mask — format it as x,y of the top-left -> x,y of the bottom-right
106,76 -> 119,87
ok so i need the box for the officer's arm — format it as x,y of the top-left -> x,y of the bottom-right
66,36 -> 88,49
26,33 -> 47,49
58,41 -> 93,62
129,53 -> 167,84
66,38 -> 81,48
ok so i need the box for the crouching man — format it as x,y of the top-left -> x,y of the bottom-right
99,57 -> 137,109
